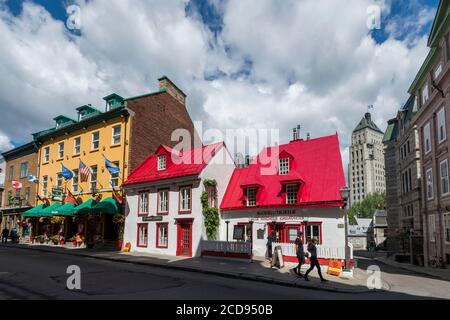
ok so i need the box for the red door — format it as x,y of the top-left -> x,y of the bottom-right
177,223 -> 192,257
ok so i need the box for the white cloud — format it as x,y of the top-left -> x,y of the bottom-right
0,0 -> 432,181
0,131 -> 13,152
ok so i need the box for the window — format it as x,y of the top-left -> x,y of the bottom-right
305,223 -> 321,244
156,223 -> 168,248
74,137 -> 81,155
138,192 -> 149,216
20,162 -> 28,178
287,227 -> 299,242
286,184 -> 298,205
8,165 -> 13,181
57,174 -> 63,189
434,63 -> 442,79
24,187 -> 30,202
58,142 -> 64,159
112,125 -> 121,145
110,161 -> 119,188
206,185 -> 217,208
429,214 -> 436,242
423,123 -> 431,154
92,132 -> 100,150
106,100 -> 114,111
445,214 -> 450,243
44,147 -> 50,162
158,155 -> 166,171
42,176 -> 48,197
137,224 -> 148,247
73,169 -> 79,193
437,108 -> 446,143
179,187 -> 191,212
440,160 -> 449,195
158,190 -> 169,213
279,158 -> 290,175
246,188 -> 257,207
426,168 -> 434,200
90,165 -> 97,191
421,83 -> 429,105
79,111 -> 85,121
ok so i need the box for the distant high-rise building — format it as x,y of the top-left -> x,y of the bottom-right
349,112 -> 386,206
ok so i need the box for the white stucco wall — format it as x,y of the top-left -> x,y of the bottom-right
123,145 -> 235,257
220,207 -> 346,258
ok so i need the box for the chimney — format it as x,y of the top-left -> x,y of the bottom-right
292,128 -> 297,141
158,76 -> 186,105
307,132 -> 310,140
245,155 -> 251,166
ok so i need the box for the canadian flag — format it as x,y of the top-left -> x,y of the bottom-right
12,181 -> 23,189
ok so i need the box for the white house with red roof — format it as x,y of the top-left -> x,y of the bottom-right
220,133 -> 349,264
122,142 -> 235,257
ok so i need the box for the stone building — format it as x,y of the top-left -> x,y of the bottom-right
349,112 -> 386,206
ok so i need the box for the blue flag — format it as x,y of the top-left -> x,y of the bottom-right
103,155 -> 120,175
60,164 -> 73,180
28,175 -> 39,184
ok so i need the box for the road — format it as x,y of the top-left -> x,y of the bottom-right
0,246 -> 444,300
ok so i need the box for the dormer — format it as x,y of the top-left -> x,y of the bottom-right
155,145 -> 179,171
278,150 -> 295,175
103,93 -> 125,112
240,183 -> 263,207
53,115 -> 77,130
76,104 -> 101,121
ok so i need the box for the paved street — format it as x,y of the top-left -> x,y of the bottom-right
0,246 -> 446,300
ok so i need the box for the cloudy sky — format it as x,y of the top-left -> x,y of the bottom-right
0,0 -> 438,175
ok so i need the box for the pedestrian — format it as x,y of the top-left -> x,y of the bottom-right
291,231 -> 306,276
266,231 -> 276,262
304,238 -> 327,282
1,227 -> 9,244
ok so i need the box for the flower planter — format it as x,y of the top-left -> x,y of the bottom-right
118,240 -> 123,250
72,240 -> 78,247
60,240 -> 65,245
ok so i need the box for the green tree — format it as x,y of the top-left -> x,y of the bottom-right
348,192 -> 386,221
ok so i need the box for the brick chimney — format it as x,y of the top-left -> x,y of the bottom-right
158,76 -> 186,105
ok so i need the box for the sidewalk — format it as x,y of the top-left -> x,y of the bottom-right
374,256 -> 450,282
5,243 -> 384,294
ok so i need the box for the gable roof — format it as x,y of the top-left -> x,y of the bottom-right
220,134 -> 346,211
353,112 -> 383,134
123,142 -> 224,186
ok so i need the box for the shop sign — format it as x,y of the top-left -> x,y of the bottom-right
254,210 -> 304,222
142,216 -> 163,222
51,188 -> 64,201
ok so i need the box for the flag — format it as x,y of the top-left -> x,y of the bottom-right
28,175 -> 39,184
110,181 -> 123,205
65,190 -> 78,206
60,164 -> 73,180
103,155 -> 120,175
12,181 -> 22,189
79,160 -> 91,183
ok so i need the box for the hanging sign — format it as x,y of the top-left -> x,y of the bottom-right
142,216 -> 163,222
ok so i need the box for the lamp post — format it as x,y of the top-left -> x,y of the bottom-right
339,187 -> 351,269
226,221 -> 230,242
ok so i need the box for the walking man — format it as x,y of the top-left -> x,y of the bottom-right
304,238 -> 327,282
2,227 -> 9,244
291,231 -> 306,276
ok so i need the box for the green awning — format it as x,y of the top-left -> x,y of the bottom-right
22,204 -> 51,218
41,203 -> 63,215
90,197 -> 121,215
73,199 -> 97,215
52,202 -> 77,217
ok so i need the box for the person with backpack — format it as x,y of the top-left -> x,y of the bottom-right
304,238 -> 327,282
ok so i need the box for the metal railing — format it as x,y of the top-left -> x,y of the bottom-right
272,242 -> 353,260
201,240 -> 252,255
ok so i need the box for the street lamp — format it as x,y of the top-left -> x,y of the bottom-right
225,221 -> 230,242
339,187 -> 351,269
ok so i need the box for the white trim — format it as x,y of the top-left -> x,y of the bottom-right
91,131 -> 100,150
437,107 -> 446,144
112,125 -> 121,146
73,137 -> 81,156
426,167 -> 434,200
440,159 -> 450,196
423,122 -> 432,155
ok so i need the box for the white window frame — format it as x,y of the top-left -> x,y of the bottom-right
90,165 -> 97,191
57,174 -> 63,189
92,132 -> 100,150
279,158 -> 290,175
112,125 -> 121,145
20,162 -> 28,179
440,159 -> 449,196
24,187 -> 30,202
305,224 -> 321,244
423,122 -> 432,155
426,167 -> 434,200
138,192 -> 149,215
246,188 -> 257,207
44,147 -> 50,163
179,187 -> 191,212
429,214 -> 436,242
158,155 -> 166,171
73,169 -> 79,193
42,176 -> 48,197
58,142 -> 64,159
437,107 -> 446,144
110,161 -> 119,188
158,190 -> 169,213
445,214 -> 450,244
286,184 -> 298,205
157,223 -> 169,248
74,137 -> 81,155
422,83 -> 429,105
137,224 -> 148,247
434,63 -> 443,79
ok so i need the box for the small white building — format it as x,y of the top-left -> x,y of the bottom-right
122,142 -> 235,257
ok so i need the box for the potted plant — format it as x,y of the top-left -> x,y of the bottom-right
50,235 -> 59,245
113,213 -> 125,250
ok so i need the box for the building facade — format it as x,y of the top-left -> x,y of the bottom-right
122,143 -> 235,257
349,112 -> 386,206
220,133 -> 348,264
0,155 -> 5,208
0,142 -> 39,230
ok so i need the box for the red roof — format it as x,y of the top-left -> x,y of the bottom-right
220,134 -> 346,210
123,142 -> 224,186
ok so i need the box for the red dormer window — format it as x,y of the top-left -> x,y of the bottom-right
158,155 -> 166,171
279,158 -> 290,175
246,188 -> 257,207
286,184 -> 298,205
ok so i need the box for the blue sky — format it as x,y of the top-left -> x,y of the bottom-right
0,0 -> 441,172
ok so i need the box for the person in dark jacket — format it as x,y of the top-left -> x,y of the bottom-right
1,227 -> 9,244
291,231 -> 306,276
266,231 -> 276,261
304,238 -> 327,282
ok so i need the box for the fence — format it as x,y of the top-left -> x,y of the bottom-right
201,240 -> 252,260
272,242 -> 353,260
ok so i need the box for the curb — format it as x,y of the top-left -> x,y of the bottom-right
5,244 -> 382,294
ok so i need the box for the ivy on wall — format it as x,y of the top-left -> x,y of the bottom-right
201,179 -> 219,240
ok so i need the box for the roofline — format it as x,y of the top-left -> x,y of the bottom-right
158,76 -> 187,97
124,89 -> 166,101
220,200 -> 345,212
2,141 -> 38,159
